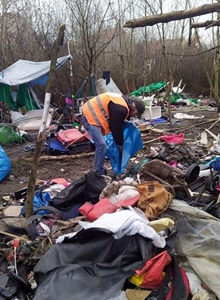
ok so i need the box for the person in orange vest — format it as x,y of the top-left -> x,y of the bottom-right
82,92 -> 145,175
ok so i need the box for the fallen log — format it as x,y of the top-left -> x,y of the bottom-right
124,3 -> 220,28
23,152 -> 95,162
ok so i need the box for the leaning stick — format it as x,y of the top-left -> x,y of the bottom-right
175,118 -> 219,133
0,230 -> 30,242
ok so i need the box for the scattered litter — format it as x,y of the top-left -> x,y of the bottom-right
174,112 -> 205,119
1,87 -> 220,299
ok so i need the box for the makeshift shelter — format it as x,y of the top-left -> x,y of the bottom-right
73,73 -> 122,113
74,73 -> 97,100
0,55 -> 71,111
96,77 -> 122,95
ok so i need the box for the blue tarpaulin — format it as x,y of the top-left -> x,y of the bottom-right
0,146 -> 11,182
104,122 -> 143,175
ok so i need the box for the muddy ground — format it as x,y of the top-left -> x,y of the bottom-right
0,106 -> 219,200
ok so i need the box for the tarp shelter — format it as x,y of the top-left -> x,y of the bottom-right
0,55 -> 71,111
73,73 -> 97,112
96,77 -> 122,95
74,73 -> 97,100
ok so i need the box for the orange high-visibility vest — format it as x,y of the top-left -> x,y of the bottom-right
82,93 -> 129,135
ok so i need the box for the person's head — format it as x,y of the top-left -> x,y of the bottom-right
122,95 -> 145,119
130,98 -> 145,119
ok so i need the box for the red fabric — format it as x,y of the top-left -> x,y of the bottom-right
79,198 -> 116,221
166,266 -> 190,300
50,178 -> 69,187
79,195 -> 140,221
115,195 -> 139,208
160,133 -> 184,144
136,251 -> 171,289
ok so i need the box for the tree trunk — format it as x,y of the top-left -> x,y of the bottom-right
214,0 -> 220,112
124,3 -> 220,28
25,24 -> 66,218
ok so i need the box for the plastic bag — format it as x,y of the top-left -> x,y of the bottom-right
129,251 -> 171,289
0,146 -> 11,182
0,124 -> 23,144
104,122 -> 143,175
166,199 -> 220,298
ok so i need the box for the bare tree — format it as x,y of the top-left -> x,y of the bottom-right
64,0 -> 119,99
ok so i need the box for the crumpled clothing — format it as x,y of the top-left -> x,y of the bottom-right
159,143 -> 204,164
99,177 -> 138,200
57,208 -> 166,248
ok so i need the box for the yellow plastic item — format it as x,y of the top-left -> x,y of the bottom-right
129,273 -> 145,286
149,218 -> 175,232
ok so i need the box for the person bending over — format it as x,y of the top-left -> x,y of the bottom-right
82,92 -> 145,176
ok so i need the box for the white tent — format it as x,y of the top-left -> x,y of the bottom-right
0,55 -> 72,112
0,55 -> 71,86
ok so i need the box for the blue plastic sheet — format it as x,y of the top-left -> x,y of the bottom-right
21,191 -> 51,216
203,157 -> 220,171
150,117 -> 168,125
0,146 -> 11,182
104,122 -> 143,175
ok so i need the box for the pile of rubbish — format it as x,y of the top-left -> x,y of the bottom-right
1,83 -> 220,299
1,121 -> 220,299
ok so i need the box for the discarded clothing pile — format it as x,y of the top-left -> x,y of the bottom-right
158,142 -> 205,165
0,164 -> 220,300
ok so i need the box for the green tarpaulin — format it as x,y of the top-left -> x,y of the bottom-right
75,73 -> 97,99
17,84 -> 38,111
130,81 -> 198,104
0,84 -> 38,111
0,84 -> 17,110
130,81 -> 167,97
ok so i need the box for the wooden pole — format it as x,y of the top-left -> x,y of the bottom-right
67,40 -> 75,124
25,24 -> 66,218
